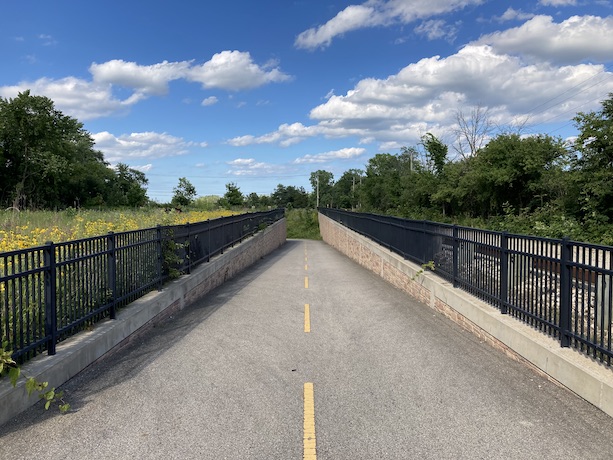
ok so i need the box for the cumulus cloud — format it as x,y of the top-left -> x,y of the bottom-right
294,147 -> 366,164
1,52 -> 290,121
92,131 -> 205,163
202,96 -> 218,106
230,39 -> 613,149
475,15 -> 613,64
90,60 -> 190,99
309,44 -> 613,132
188,51 -> 291,90
0,77 -> 134,120
295,0 -> 484,50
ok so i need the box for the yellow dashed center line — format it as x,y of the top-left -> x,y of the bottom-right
304,304 -> 311,333
304,276 -> 309,289
303,383 -> 317,460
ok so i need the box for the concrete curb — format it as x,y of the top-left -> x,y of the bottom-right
318,213 -> 613,418
0,218 -> 286,426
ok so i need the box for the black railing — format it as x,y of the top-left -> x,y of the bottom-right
1,209 -> 284,362
320,208 -> 613,366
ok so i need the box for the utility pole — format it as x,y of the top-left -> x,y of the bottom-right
352,175 -> 355,211
316,174 -> 320,208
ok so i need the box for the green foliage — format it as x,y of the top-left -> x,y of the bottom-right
107,163 -> 149,208
0,91 -> 149,210
271,184 -> 309,209
309,170 -> 334,207
1,340 -> 69,413
286,209 -> 321,240
573,92 -> 613,225
171,177 -> 197,208
192,195 -> 221,211
219,182 -> 244,209
411,261 -> 436,281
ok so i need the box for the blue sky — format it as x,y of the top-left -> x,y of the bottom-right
2,0 -> 613,202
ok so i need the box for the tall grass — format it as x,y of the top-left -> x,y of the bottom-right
0,208 -> 234,252
286,209 -> 321,240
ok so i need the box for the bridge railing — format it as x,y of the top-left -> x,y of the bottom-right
0,209 -> 285,362
319,208 -> 613,366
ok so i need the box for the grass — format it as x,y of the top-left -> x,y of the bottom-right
286,209 -> 321,240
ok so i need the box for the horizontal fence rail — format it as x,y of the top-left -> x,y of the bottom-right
320,208 -> 613,366
1,209 -> 284,362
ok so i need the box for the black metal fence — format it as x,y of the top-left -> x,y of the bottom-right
1,209 -> 284,362
320,208 -> 613,366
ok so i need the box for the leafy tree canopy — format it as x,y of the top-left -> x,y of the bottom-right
0,91 -> 148,209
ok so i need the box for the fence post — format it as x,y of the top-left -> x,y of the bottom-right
185,222 -> 191,275
156,225 -> 163,290
107,232 -> 117,319
418,220 -> 424,263
43,242 -> 57,356
500,231 -> 509,314
559,237 -> 572,348
207,219 -> 211,262
452,225 -> 459,288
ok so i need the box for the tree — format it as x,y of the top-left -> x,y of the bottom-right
309,170 -> 334,208
0,90 -> 113,209
333,169 -> 364,210
573,93 -> 613,224
421,133 -> 448,176
271,184 -> 309,209
452,133 -> 569,217
452,105 -> 494,159
220,182 -> 244,208
361,152 -> 414,212
171,177 -> 196,207
106,163 -> 149,207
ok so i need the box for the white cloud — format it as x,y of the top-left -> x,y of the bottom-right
294,147 -> 366,164
201,96 -> 218,106
90,60 -> 190,98
128,164 -> 153,172
414,19 -> 459,42
538,0 -> 577,6
0,77 -> 134,120
92,131 -> 203,163
493,8 -> 535,23
295,0 -> 485,50
475,15 -> 613,64
227,122 -> 321,147
188,51 -> 292,90
226,158 -> 289,176
230,42 -> 613,149
0,52 -> 291,121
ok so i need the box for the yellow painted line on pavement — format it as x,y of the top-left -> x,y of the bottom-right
303,383 -> 317,460
305,264 -> 308,271
305,276 -> 309,289
304,304 -> 311,333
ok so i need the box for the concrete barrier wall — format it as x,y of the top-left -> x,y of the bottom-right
0,218 -> 286,426
319,213 -> 613,418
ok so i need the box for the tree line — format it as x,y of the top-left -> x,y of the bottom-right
4,90 -> 613,244
0,91 -> 148,209
297,95 -> 613,245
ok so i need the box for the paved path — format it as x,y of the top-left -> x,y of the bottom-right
2,240 -> 613,459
